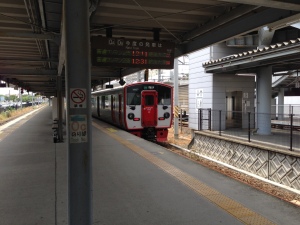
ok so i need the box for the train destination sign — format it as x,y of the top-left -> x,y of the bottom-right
91,37 -> 175,69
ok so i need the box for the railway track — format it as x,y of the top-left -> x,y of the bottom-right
172,121 -> 188,127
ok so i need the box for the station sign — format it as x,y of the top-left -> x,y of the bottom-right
91,36 -> 175,69
69,115 -> 87,143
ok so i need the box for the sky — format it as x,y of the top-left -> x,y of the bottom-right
0,87 -> 20,96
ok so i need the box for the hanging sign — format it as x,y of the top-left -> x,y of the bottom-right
69,115 -> 87,143
70,88 -> 86,108
91,36 -> 175,69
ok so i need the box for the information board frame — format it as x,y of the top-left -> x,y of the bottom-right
91,36 -> 175,69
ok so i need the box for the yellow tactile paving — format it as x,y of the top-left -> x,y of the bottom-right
93,122 -> 276,225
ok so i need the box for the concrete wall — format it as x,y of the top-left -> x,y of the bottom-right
193,132 -> 300,191
189,47 -> 212,130
214,74 -> 255,130
52,97 -> 66,122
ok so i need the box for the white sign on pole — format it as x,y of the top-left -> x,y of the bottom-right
196,89 -> 203,98
70,88 -> 87,108
196,97 -> 202,112
69,115 -> 87,143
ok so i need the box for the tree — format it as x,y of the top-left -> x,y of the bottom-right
5,94 -> 18,102
21,95 -> 31,102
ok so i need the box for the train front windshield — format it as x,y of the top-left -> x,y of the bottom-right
126,84 -> 171,105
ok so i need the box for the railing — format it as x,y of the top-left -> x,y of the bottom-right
0,101 -> 42,113
272,104 -> 300,118
198,108 -> 300,151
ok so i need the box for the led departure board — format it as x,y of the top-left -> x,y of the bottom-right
91,37 -> 175,69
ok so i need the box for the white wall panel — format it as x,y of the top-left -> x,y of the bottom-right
189,44 -> 256,131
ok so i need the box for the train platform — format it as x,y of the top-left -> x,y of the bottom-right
0,105 -> 300,225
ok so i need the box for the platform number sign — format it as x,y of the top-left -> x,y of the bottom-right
70,115 -> 87,143
70,88 -> 86,108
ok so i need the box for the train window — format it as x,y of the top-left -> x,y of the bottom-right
112,95 -> 116,109
106,95 -> 111,108
128,93 -> 141,105
91,97 -> 96,107
157,86 -> 171,105
145,95 -> 154,106
101,96 -> 106,109
127,85 -> 142,105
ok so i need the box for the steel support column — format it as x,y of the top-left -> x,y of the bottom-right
57,76 -> 63,141
174,58 -> 179,139
64,0 -> 92,224
278,88 -> 284,120
158,69 -> 161,82
257,66 -> 272,135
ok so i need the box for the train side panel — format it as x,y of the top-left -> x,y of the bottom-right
91,96 -> 98,117
92,88 -> 125,129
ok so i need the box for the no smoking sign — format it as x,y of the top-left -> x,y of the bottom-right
70,88 -> 86,108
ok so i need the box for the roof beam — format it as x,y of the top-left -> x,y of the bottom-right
0,68 -> 57,76
0,31 -> 60,44
216,0 -> 300,11
57,24 -> 65,75
0,57 -> 58,63
267,13 -> 300,31
91,68 -> 142,78
21,79 -> 56,82
22,83 -> 56,87
57,0 -> 100,76
181,5 -> 259,41
179,8 -> 293,56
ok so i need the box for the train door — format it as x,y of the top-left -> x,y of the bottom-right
118,94 -> 123,127
141,91 -> 157,127
111,95 -> 116,124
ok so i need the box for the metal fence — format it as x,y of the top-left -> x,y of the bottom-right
198,108 -> 300,151
0,102 -> 42,113
272,104 -> 300,119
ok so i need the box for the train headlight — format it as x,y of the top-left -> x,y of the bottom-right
164,112 -> 170,119
128,113 -> 135,120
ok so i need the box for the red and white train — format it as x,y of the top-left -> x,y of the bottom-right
91,82 -> 173,142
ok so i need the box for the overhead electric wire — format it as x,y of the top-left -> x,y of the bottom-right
90,1 -> 231,42
132,0 -> 181,42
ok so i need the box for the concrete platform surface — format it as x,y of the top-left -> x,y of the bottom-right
0,106 -> 299,225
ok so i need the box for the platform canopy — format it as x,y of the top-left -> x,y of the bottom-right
0,0 -> 300,96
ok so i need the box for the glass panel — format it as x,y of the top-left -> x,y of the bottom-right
157,86 -> 171,105
127,85 -> 142,105
145,95 -> 154,106
101,96 -> 105,109
127,84 -> 171,105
